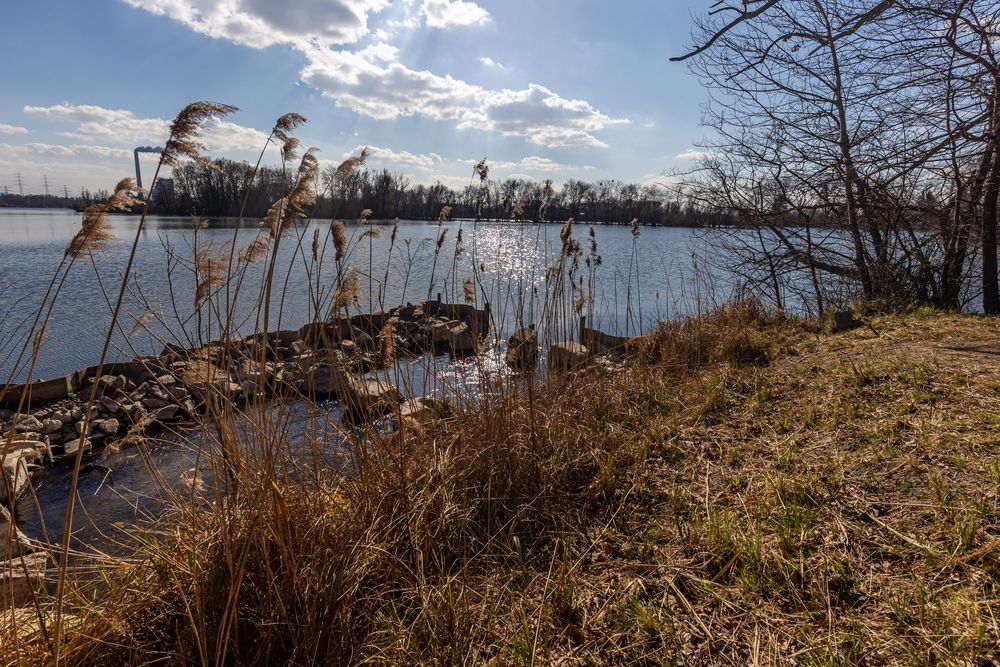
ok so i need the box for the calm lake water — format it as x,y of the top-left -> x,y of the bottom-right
0,208 -> 727,383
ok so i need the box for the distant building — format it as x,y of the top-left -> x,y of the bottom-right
152,178 -> 174,202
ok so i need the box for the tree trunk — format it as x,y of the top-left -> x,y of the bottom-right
984,85 -> 1000,315
983,160 -> 1000,314
818,3 -> 874,300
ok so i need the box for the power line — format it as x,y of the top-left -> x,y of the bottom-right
15,173 -> 23,196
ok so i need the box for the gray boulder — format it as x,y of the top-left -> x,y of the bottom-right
0,552 -> 47,608
153,405 -> 181,422
95,418 -> 120,436
0,504 -> 34,559
12,415 -> 42,434
41,419 -> 62,434
63,437 -> 92,456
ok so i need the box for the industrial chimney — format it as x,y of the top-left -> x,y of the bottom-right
133,146 -> 163,189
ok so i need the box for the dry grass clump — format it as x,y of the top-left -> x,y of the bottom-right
637,299 -> 777,369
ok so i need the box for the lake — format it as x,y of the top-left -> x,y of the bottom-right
0,208 -> 728,384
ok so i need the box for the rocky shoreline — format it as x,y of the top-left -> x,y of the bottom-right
1,300 -> 495,502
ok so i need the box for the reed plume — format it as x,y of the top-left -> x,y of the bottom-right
513,195 -> 526,220
438,205 -> 452,225
273,112 -> 307,162
194,247 -> 226,309
238,236 -> 270,264
560,217 -> 575,246
427,206 -> 453,299
274,112 -> 307,134
65,178 -> 140,259
473,157 -> 489,182
129,310 -> 154,338
161,102 -> 238,168
463,278 -> 476,304
335,148 -> 368,183
539,179 -> 554,221
331,221 -> 347,263
379,319 -> 397,365
332,266 -> 362,312
588,225 -> 601,265
360,226 -> 383,241
263,149 -> 320,237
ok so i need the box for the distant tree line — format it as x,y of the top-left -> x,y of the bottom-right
0,192 -> 103,211
156,158 -> 722,227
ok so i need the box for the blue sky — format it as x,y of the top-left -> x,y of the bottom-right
0,0 -> 710,195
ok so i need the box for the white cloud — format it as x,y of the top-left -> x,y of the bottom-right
0,143 -> 37,156
23,103 -> 268,153
358,41 -> 399,63
347,144 -> 444,169
24,143 -> 75,157
201,118 -> 271,151
479,56 -> 503,69
1,141 -> 138,160
422,0 -> 489,28
415,172 -> 475,189
479,84 -> 627,148
0,124 -> 28,135
460,156 -> 596,172
72,144 -> 135,159
302,48 -> 626,148
675,148 -> 712,161
506,172 -> 537,182
121,0 -> 390,48
519,156 -> 594,172
25,103 -> 168,144
124,0 -> 625,150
